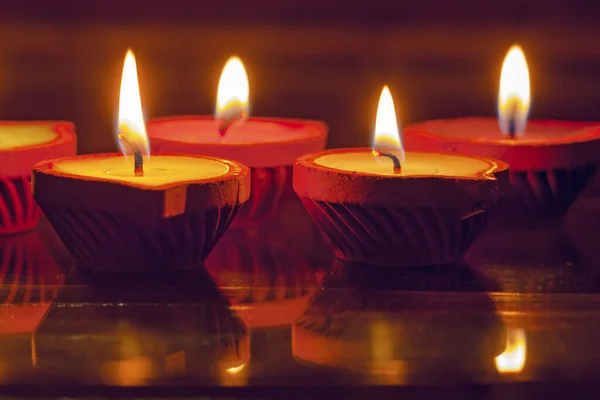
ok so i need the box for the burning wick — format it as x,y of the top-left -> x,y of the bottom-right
218,108 -> 248,137
118,133 -> 144,177
507,101 -> 518,139
372,149 -> 402,174
505,99 -> 523,139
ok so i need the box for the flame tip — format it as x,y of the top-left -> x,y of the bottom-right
498,44 -> 530,136
373,84 -> 404,163
118,45 -> 149,161
216,55 -> 250,120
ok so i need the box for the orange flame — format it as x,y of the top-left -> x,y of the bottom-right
372,85 -> 404,162
498,45 -> 531,136
216,56 -> 250,119
117,49 -> 150,159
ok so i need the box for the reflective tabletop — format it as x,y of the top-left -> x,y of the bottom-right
2,197 -> 600,397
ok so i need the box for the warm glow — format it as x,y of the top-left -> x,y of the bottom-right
498,45 -> 531,136
495,328 -> 527,374
216,56 -> 250,119
118,49 -> 150,158
226,363 -> 247,374
373,85 -> 404,163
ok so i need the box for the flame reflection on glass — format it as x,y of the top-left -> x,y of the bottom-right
226,363 -> 246,374
495,328 -> 527,374
117,49 -> 150,161
498,45 -> 531,137
372,85 -> 404,166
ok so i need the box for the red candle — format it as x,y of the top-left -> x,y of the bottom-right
0,122 -> 76,235
404,45 -> 600,226
147,57 -> 327,229
33,50 -> 250,273
294,86 -> 509,266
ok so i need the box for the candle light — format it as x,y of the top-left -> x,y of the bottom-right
404,45 -> 600,226
32,50 -> 251,273
0,122 -> 76,235
294,86 -> 509,266
147,56 -> 328,229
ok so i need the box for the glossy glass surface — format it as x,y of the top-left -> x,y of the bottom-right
2,197 -> 600,396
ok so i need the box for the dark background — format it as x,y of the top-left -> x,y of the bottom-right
0,1 -> 599,154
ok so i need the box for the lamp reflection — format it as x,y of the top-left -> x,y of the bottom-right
495,328 -> 526,374
0,232 -> 63,380
206,227 -> 328,329
292,260 -> 506,385
34,268 -> 249,385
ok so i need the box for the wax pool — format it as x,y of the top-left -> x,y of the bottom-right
314,152 -> 497,177
51,155 -> 231,187
0,125 -> 58,149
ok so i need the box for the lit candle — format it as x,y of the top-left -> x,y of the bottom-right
404,45 -> 600,225
147,56 -> 327,228
0,122 -> 76,235
294,86 -> 509,266
32,49 -> 250,273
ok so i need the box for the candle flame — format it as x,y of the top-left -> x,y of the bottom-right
498,45 -> 531,137
373,85 -> 404,164
117,49 -> 150,161
495,328 -> 526,374
216,56 -> 250,120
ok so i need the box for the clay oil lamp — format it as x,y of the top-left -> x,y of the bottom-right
147,56 -> 327,229
294,86 -> 509,266
404,45 -> 600,227
32,50 -> 250,273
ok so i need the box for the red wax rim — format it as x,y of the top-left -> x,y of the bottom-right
0,122 -> 77,177
32,153 -> 251,273
294,149 -> 508,266
404,118 -> 600,170
0,122 -> 76,235
294,148 -> 510,207
147,116 -> 328,168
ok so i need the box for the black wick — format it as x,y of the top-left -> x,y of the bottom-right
118,133 -> 144,177
218,109 -> 248,137
507,100 -> 520,139
373,149 -> 401,174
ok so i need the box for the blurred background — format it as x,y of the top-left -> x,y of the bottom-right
0,1 -> 599,153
